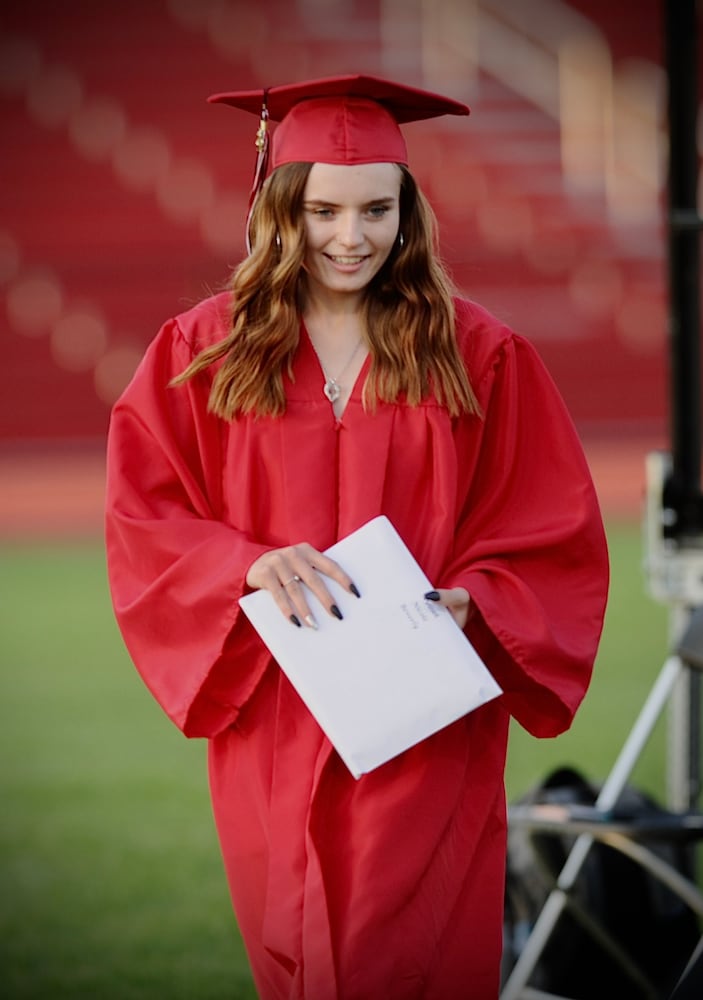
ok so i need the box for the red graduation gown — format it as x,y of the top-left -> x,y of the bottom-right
105,292 -> 608,1000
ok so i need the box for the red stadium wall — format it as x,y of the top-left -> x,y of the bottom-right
0,0 -> 696,448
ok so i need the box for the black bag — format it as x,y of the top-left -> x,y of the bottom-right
503,766 -> 701,999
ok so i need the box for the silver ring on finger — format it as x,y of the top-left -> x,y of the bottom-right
282,575 -> 301,588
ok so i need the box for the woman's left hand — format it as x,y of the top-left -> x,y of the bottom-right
424,587 -> 470,629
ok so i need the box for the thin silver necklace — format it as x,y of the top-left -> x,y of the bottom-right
309,336 -> 365,403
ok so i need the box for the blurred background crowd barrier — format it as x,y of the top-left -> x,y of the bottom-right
0,0 -> 694,534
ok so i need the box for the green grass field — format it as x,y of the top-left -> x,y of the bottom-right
0,522 -> 675,998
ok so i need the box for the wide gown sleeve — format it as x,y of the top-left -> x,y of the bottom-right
105,306 -> 273,738
443,309 -> 609,738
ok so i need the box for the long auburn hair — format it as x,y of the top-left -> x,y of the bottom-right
172,162 -> 480,419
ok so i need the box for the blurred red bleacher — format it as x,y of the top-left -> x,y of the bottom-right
0,0 -> 687,451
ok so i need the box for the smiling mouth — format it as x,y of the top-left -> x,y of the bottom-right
326,254 -> 368,265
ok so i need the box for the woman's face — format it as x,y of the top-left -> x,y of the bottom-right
301,161 -> 402,303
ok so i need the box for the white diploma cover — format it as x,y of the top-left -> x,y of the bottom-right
239,516 -> 502,778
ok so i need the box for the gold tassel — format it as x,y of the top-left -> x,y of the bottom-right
245,93 -> 270,254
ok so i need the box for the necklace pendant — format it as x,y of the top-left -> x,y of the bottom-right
323,378 -> 341,403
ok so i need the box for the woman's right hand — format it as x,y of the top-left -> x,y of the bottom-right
246,543 -> 360,628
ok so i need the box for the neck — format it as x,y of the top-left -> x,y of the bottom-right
303,310 -> 366,348
302,284 -> 365,323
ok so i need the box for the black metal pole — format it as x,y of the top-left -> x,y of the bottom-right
662,0 -> 703,541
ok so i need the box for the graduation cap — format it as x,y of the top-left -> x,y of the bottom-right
208,74 -> 470,249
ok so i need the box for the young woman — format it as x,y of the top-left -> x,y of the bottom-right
105,75 -> 609,999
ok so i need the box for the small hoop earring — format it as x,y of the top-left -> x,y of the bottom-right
275,232 -> 282,250
398,232 -> 405,249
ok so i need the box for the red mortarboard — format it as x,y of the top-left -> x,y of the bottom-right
209,74 -> 470,168
208,74 -> 469,249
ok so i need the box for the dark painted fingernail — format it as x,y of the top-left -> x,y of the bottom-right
424,590 -> 441,601
290,614 -> 302,627
331,604 -> 343,620
349,583 -> 361,598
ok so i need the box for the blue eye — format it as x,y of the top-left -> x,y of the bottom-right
368,204 -> 389,217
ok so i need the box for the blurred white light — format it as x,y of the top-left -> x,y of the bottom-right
26,65 -> 83,129
7,270 -> 63,336
69,96 -> 127,161
166,0 -> 216,30
51,307 -> 109,371
113,126 -> 172,191
156,159 -> 215,222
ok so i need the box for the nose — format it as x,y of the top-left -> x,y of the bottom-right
337,210 -> 364,248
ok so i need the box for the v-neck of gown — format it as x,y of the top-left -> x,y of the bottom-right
274,323 -> 396,545
295,322 -> 370,422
